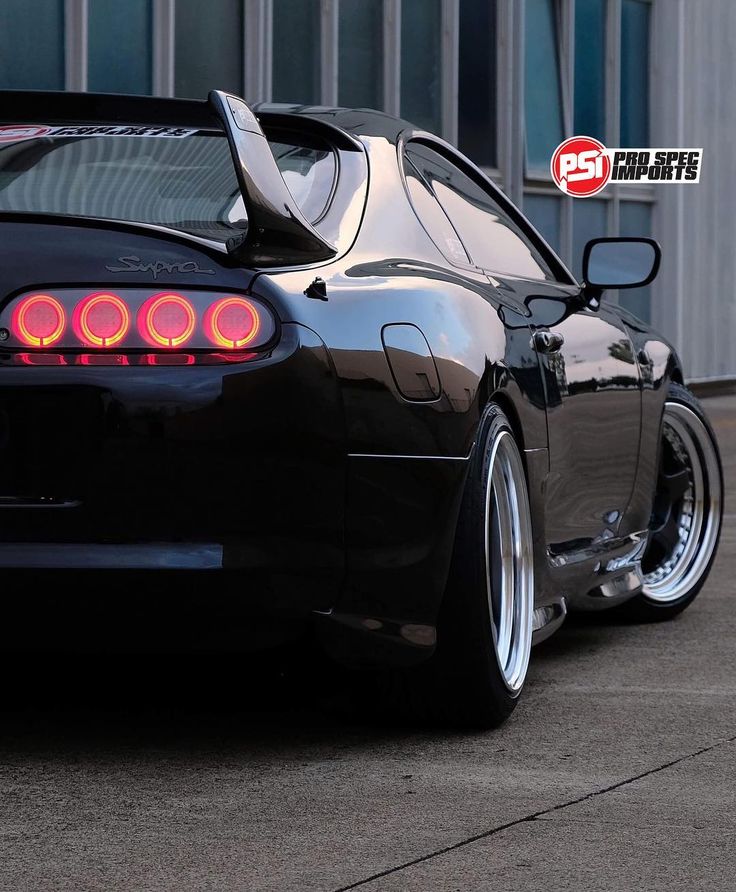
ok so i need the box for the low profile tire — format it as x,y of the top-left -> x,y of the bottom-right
626,383 -> 723,621
423,403 -> 535,728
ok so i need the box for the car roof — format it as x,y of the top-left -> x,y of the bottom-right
0,90 -> 410,145
253,103 -> 411,144
0,90 -> 219,129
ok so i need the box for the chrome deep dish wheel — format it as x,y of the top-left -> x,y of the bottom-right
485,427 -> 534,692
416,404 -> 535,727
642,400 -> 722,604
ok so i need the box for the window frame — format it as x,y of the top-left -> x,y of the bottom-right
523,0 -> 569,179
619,0 -> 652,148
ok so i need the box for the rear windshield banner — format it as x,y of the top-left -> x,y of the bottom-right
0,124 -> 197,144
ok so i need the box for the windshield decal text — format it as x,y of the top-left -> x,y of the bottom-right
0,124 -> 196,144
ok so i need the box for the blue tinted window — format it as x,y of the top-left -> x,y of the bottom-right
524,0 -> 564,170
573,199 -> 608,279
524,194 -> 562,254
619,201 -> 652,321
620,0 -> 650,146
273,0 -> 321,104
175,0 -> 243,99
574,0 -> 606,141
339,0 -> 382,108
459,0 -> 497,167
89,0 -> 152,94
0,0 -> 64,90
401,0 -> 442,134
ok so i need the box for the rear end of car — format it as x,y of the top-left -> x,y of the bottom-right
0,91 -> 350,618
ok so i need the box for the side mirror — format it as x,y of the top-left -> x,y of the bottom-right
582,238 -> 661,300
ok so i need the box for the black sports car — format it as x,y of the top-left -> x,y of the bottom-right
0,91 -> 722,726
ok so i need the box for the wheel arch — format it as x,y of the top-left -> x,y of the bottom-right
487,387 -> 527,454
669,364 -> 684,386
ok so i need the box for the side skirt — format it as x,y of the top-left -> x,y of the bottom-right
531,597 -> 567,645
552,531 -> 649,612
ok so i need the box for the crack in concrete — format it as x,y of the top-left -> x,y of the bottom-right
331,733 -> 736,891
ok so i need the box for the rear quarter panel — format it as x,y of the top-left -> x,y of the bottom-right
250,136 -> 551,650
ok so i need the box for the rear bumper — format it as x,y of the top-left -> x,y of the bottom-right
0,323 -> 345,606
0,542 -> 222,569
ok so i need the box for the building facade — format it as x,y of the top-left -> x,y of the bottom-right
1,0 -> 733,380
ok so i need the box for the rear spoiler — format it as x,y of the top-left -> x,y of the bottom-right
0,89 -> 337,268
208,90 -> 337,266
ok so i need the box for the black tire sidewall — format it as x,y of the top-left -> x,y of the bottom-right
637,383 -> 724,617
435,403 -> 531,725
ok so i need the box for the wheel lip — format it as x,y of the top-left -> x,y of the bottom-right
642,400 -> 722,604
484,427 -> 534,693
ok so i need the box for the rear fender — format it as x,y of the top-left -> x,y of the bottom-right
622,322 -> 684,536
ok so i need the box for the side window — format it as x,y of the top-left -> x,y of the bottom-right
405,142 -> 556,282
403,155 -> 471,266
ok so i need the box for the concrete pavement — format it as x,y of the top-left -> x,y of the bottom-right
0,394 -> 733,891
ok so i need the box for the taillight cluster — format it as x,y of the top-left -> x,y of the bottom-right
4,289 -> 275,358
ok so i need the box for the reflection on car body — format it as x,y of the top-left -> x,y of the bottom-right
0,89 -> 722,727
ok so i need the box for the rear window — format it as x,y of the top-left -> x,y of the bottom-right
0,127 -> 336,241
267,129 -> 336,224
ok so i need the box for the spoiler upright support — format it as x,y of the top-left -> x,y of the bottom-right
208,90 -> 337,267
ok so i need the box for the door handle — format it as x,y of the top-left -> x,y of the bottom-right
531,329 -> 565,354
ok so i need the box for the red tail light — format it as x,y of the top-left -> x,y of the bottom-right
12,294 -> 66,347
142,353 -> 195,366
204,297 -> 260,349
78,354 -> 129,366
4,288 -> 276,363
18,352 -> 67,366
138,293 -> 196,348
73,292 -> 131,347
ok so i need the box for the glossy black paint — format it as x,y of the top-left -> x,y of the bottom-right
0,93 -> 683,662
208,90 -> 337,265
381,324 -> 441,401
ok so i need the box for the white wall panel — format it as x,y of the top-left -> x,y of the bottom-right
653,0 -> 736,380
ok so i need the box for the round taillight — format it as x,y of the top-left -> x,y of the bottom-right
12,294 -> 66,347
204,297 -> 260,349
73,293 -> 131,347
138,293 -> 196,348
